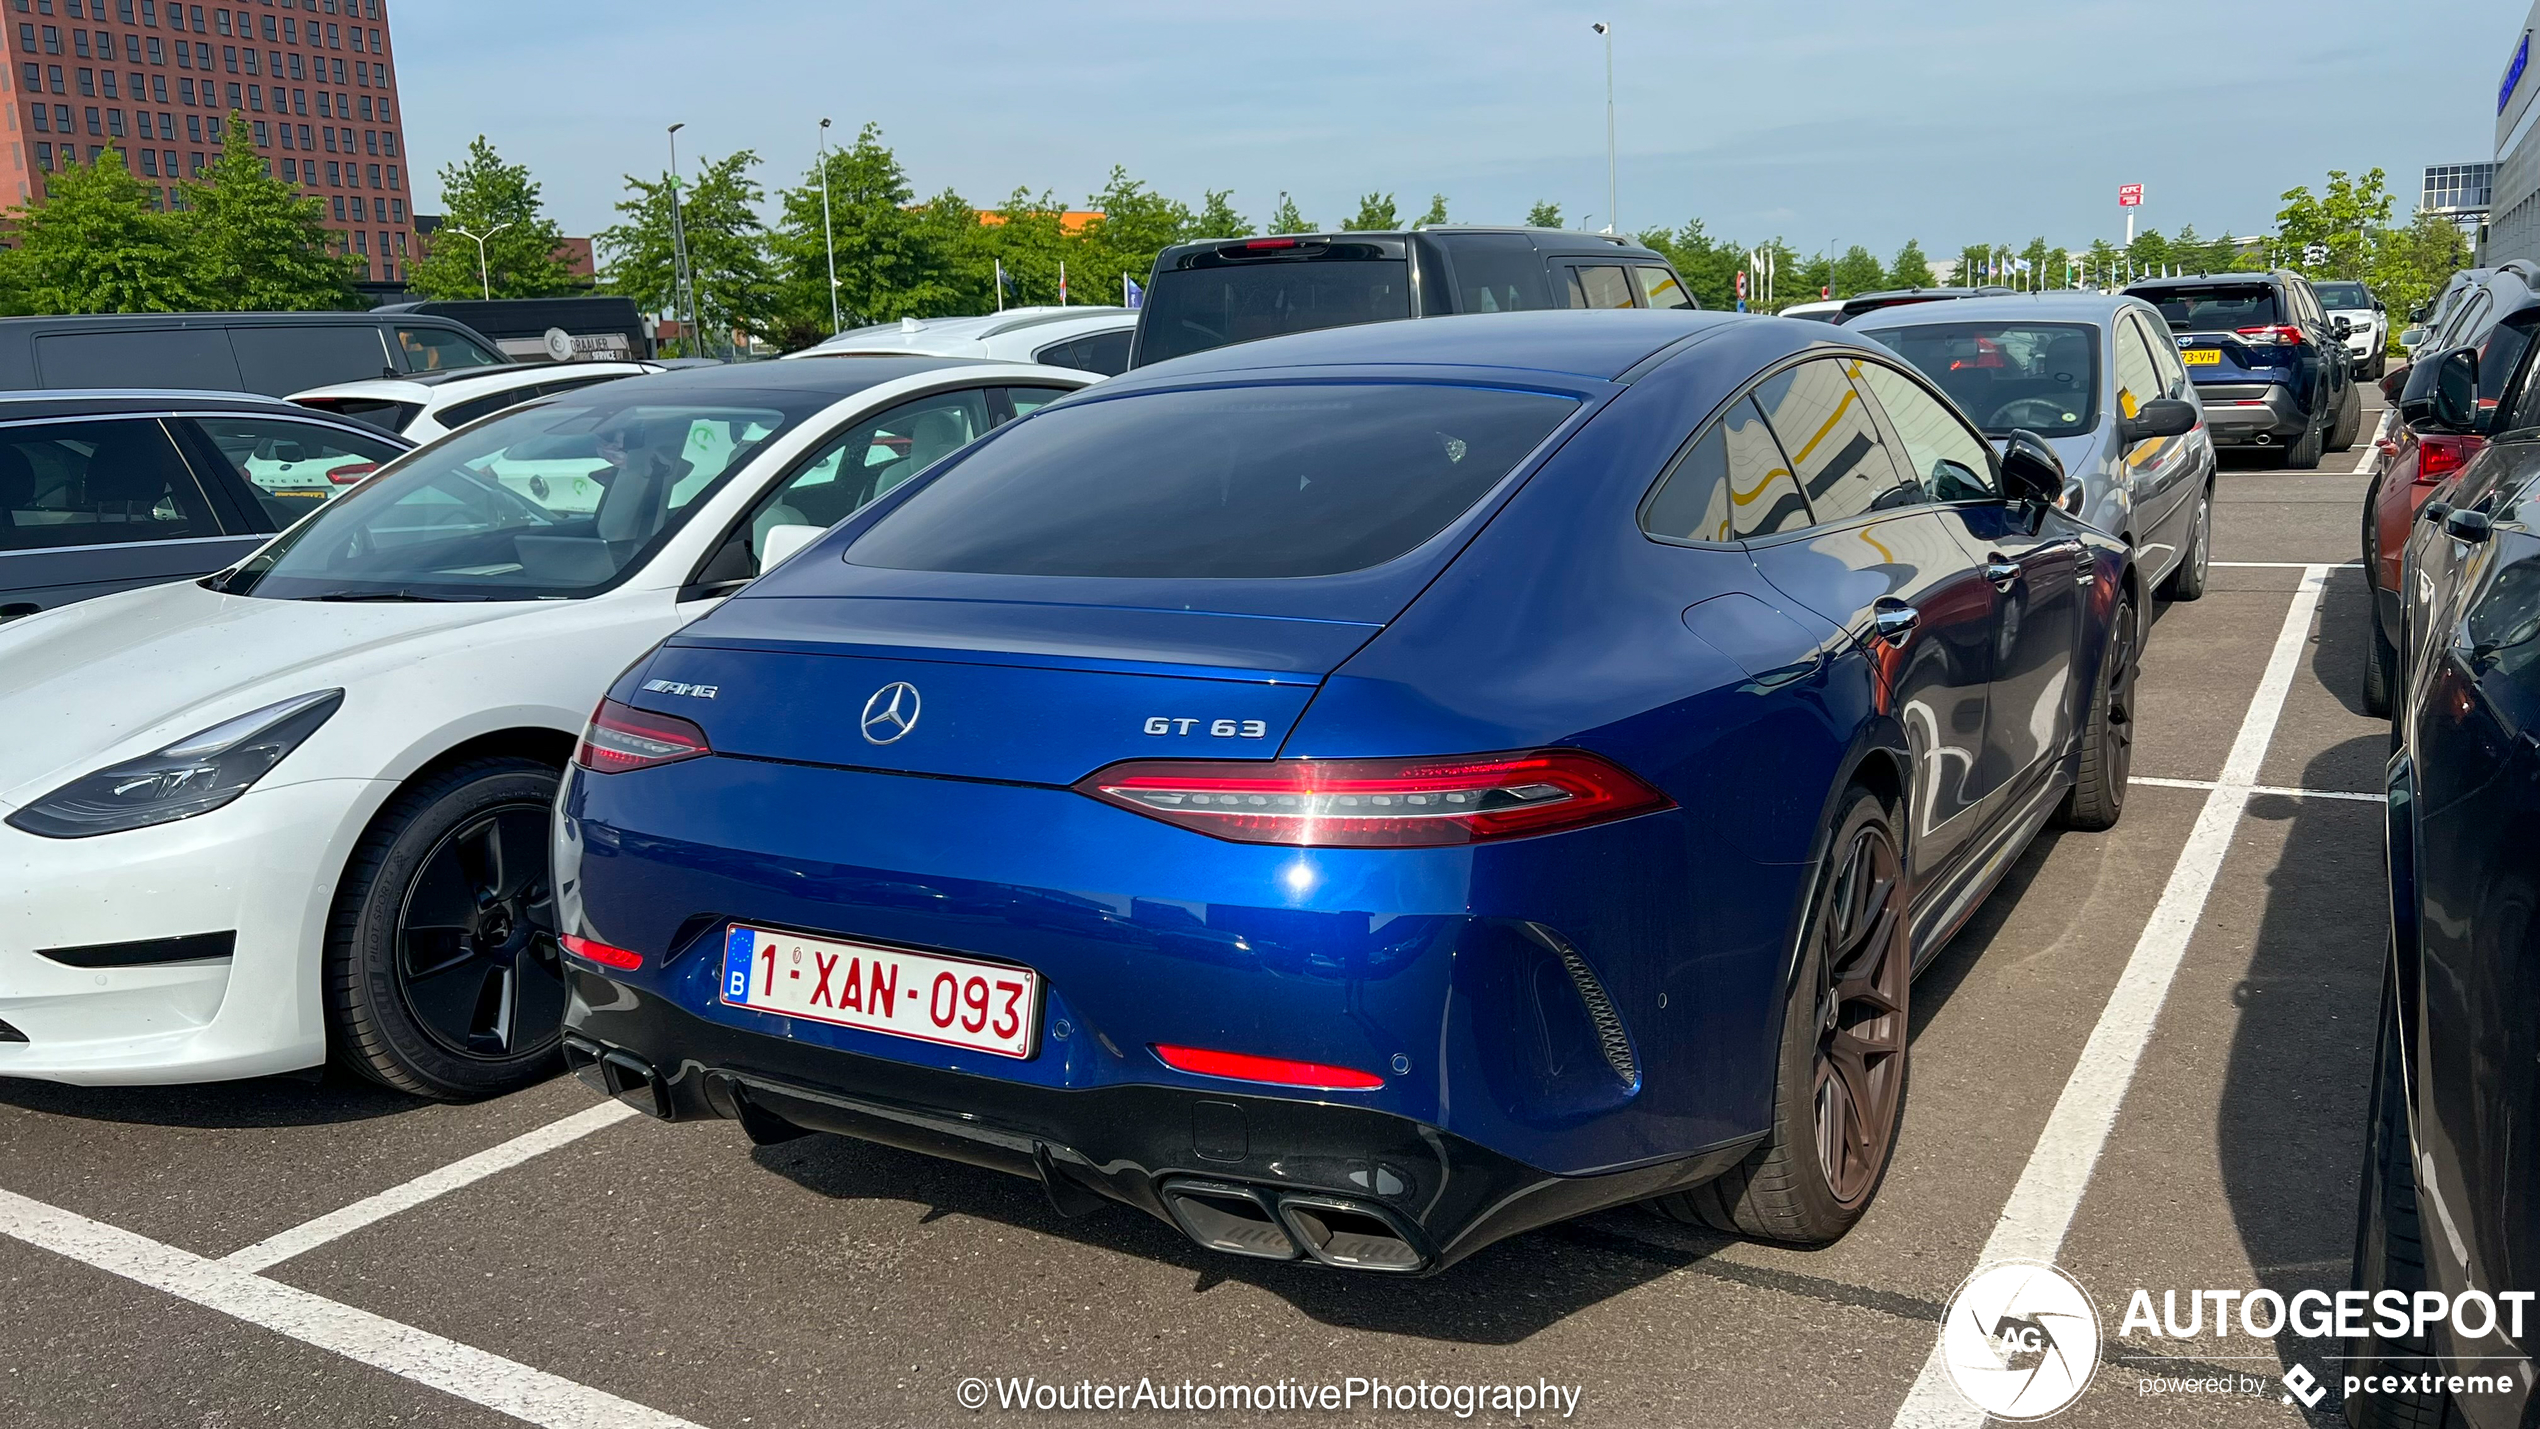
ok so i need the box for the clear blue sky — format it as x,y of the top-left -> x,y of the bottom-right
396,0 -> 2508,260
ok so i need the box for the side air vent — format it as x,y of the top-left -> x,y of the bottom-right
37,930 -> 237,968
1527,923 -> 1638,1087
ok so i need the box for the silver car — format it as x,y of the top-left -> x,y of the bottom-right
1853,292 -> 2218,602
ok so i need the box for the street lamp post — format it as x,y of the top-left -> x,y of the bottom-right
1591,22 -> 1616,235
448,221 -> 514,302
667,123 -> 706,359
818,117 -> 841,336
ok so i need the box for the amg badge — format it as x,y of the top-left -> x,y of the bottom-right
641,679 -> 719,699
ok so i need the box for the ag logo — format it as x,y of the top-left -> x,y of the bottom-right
1940,1261 -> 2101,1420
860,682 -> 921,745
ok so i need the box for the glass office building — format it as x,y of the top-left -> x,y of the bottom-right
2490,5 -> 2540,264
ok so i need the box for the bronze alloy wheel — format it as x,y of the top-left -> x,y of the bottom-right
393,803 -> 565,1060
1812,819 -> 1909,1208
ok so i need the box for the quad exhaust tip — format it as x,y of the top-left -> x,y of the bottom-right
1159,1179 -> 1428,1273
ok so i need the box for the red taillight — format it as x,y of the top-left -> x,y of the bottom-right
1152,1044 -> 1384,1090
1075,748 -> 1673,847
560,934 -> 642,970
2235,324 -> 2307,347
1238,237 -> 1301,251
325,463 -> 377,486
2416,434 -> 2483,484
574,697 -> 711,773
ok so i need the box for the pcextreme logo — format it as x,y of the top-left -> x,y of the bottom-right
1940,1262 -> 2102,1420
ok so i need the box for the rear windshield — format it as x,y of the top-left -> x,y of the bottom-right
2137,285 -> 2278,332
1137,259 -> 1411,366
847,383 -> 1578,579
1854,322 -> 2101,435
296,396 -> 423,433
2313,282 -> 2369,309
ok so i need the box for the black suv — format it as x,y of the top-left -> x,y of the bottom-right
2124,270 -> 2359,468
1129,227 -> 1694,368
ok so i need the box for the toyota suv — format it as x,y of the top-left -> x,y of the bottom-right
1127,228 -> 1694,368
2125,270 -> 2359,469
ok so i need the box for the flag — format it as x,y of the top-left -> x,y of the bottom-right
994,259 -> 1015,311
1058,261 -> 1068,306
1124,274 -> 1144,309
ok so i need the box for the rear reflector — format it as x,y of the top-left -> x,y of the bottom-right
1153,1044 -> 1384,1090
575,697 -> 710,774
1076,748 -> 1672,847
561,934 -> 643,970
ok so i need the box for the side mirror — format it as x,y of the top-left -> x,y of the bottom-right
2446,508 -> 2494,544
1999,429 -> 2066,505
757,523 -> 826,571
2422,500 -> 2454,526
2121,397 -> 2199,444
2400,327 -> 2430,349
2397,346 -> 2479,432
2380,363 -> 2412,401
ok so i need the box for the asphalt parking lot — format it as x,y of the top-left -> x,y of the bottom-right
0,389 -> 2399,1429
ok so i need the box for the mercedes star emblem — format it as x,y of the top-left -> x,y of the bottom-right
860,682 -> 922,745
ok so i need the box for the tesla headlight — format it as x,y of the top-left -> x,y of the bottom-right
5,690 -> 345,839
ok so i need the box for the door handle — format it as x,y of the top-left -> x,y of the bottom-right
1872,599 -> 1920,646
1985,556 -> 2020,589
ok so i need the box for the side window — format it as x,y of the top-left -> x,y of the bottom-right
1642,396 -> 1802,542
1632,265 -> 1695,310
1748,358 -> 1913,524
1438,232 -> 1556,313
1003,386 -> 1076,420
1031,329 -> 1131,376
2111,316 -> 2164,421
185,416 -> 405,528
2135,314 -> 2191,398
1564,264 -> 1636,309
395,326 -> 502,372
1851,362 -> 1998,503
2478,311 -> 2539,407
726,388 -> 993,575
0,418 -> 222,551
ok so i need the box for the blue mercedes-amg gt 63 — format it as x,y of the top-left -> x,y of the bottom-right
555,310 -> 2140,1273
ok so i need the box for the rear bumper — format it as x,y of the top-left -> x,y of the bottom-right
2193,384 -> 2306,443
562,973 -> 1760,1273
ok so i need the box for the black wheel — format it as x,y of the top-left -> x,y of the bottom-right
325,756 -> 567,1099
1649,786 -> 1908,1245
2331,383 -> 2364,453
2162,490 -> 2210,602
2346,974 -> 2448,1429
2285,408 -> 2326,469
2364,603 -> 2395,718
2056,594 -> 2137,830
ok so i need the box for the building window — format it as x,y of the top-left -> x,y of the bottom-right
81,103 -> 96,132
390,204 -> 401,229
249,117 -> 263,144
291,87 -> 302,114
328,191 -> 338,218
186,148 -> 199,173
46,64 -> 60,92
244,81 -> 257,108
183,109 -> 195,139
210,5 -> 223,31
363,160 -> 374,187
103,105 -> 118,134
28,105 -> 45,131
221,79 -> 234,105
70,26 -> 83,54
346,191 -> 360,219
286,50 -> 299,79
40,24 -> 55,52
138,146 -> 154,174
327,54 -> 339,82
33,139 -> 48,168
241,47 -> 254,75
144,35 -> 160,62
293,120 -> 304,147
178,76 -> 191,100
150,73 -> 164,101
74,66 -> 89,93
98,69 -> 113,96
193,40 -> 206,66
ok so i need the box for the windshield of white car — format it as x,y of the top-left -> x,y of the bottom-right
220,392 -> 813,601
2313,282 -> 2370,309
1855,321 -> 2102,435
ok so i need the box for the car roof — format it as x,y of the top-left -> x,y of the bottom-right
1846,292 -> 2154,326
1105,309 -> 1744,384
0,388 -> 332,419
605,353 -> 1006,398
1159,227 -> 1667,260
2121,270 -> 2298,290
802,308 -> 1136,354
291,361 -> 654,403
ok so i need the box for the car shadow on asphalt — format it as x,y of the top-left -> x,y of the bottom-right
0,1067 -> 443,1129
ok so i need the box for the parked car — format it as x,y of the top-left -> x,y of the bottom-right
1855,292 -> 2216,604
373,296 -> 654,364
2399,268 -> 2491,357
1777,299 -> 1849,323
290,360 -> 662,442
0,391 -> 410,624
1128,228 -> 1694,368
554,310 -> 2138,1274
0,312 -> 507,398
2354,350 -> 2540,1428
0,356 -> 1098,1097
1835,286 -> 2016,321
2357,263 -> 2540,713
2125,270 -> 2359,468
2314,279 -> 2390,379
790,307 -> 1138,377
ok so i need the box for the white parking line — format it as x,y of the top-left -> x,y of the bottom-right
1891,564 -> 2334,1428
0,1185 -> 706,1429
221,1100 -> 637,1274
2213,560 -> 2360,569
2129,775 -> 2385,804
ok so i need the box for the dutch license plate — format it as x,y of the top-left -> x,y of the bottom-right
719,924 -> 1038,1058
2181,348 -> 2222,365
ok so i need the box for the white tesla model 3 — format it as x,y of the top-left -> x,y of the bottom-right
0,356 -> 1096,1097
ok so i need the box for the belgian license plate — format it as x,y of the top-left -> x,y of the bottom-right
719,925 -> 1038,1058
2181,348 -> 2222,365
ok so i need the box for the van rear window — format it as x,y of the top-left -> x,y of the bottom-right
1137,260 -> 1410,366
847,383 -> 1577,579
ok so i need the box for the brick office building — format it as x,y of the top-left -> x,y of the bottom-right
0,0 -> 412,282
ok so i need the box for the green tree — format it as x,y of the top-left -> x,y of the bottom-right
1266,192 -> 1311,234
1191,189 -> 1252,241
2082,237 -> 2122,288
1340,192 -> 1398,231
1411,193 -> 1449,229
1076,166 -> 1192,307
1955,243 -> 1993,286
0,147 -> 201,313
2271,168 -> 2392,277
1831,244 -> 1886,298
976,186 -> 1072,307
2020,236 -> 2051,289
181,115 -> 363,310
2127,227 -> 2172,278
1887,239 -> 1934,290
767,122 -> 923,347
1525,200 -> 1563,229
2370,210 -> 2472,346
1790,250 -> 1834,303
406,135 -> 574,301
2045,245 -> 2072,290
1632,217 -> 1741,308
598,150 -> 775,356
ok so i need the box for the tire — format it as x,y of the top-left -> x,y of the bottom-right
2055,594 -> 2137,831
2346,975 -> 2449,1429
1649,786 -> 1908,1245
2331,382 -> 2364,453
325,755 -> 569,1100
2162,490 -> 2211,602
2364,604 -> 2395,718
2286,405 -> 2327,469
